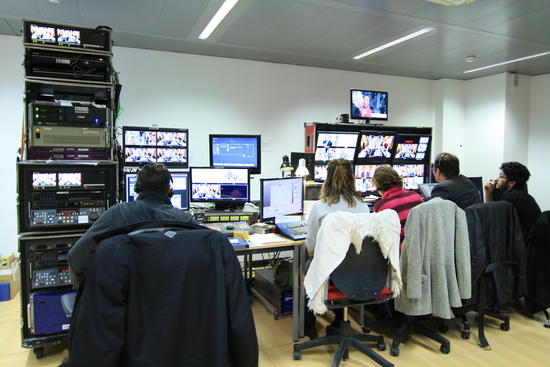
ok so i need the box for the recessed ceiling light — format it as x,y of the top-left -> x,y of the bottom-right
464,55 -> 476,63
198,0 -> 239,40
353,27 -> 434,60
49,0 -> 62,3
464,51 -> 550,73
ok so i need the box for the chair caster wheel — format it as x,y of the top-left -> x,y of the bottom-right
438,324 -> 449,333
461,330 -> 470,339
378,342 -> 387,351
33,347 -> 44,359
363,326 -> 371,333
500,323 -> 510,331
390,347 -> 399,357
440,344 -> 450,354
293,351 -> 302,360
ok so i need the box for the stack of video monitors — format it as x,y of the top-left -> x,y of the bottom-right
313,129 -> 431,194
123,126 -> 188,167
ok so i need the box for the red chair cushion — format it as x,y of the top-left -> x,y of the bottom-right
327,284 -> 391,301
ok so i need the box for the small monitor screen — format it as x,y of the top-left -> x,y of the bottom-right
210,135 -> 261,173
157,132 -> 187,147
156,148 -> 187,164
56,28 -> 81,45
314,164 -> 328,182
314,131 -> 358,162
125,147 -> 156,163
393,164 -> 425,190
124,131 -> 157,146
125,173 -> 139,202
350,90 -> 388,120
125,172 -> 190,210
190,168 -> 249,202
123,127 -> 189,167
354,165 -> 381,192
355,133 -> 395,162
58,173 -> 82,187
261,177 -> 304,221
393,135 -> 430,162
32,173 -> 56,188
30,25 -> 56,43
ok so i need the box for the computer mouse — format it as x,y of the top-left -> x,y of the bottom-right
226,225 -> 235,230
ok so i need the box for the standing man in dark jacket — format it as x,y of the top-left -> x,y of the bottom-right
484,161 -> 541,241
68,163 -> 197,288
430,152 -> 482,210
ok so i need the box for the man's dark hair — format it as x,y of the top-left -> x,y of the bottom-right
433,152 -> 459,178
134,163 -> 172,195
500,161 -> 530,191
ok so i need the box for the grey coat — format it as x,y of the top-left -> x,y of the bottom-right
395,197 -> 471,319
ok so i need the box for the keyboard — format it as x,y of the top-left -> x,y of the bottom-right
276,221 -> 308,241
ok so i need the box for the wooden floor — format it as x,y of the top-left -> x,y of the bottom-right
2,292 -> 550,367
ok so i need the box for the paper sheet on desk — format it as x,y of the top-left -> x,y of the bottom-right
274,215 -> 302,224
248,234 -> 287,247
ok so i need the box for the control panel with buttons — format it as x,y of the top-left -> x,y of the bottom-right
32,267 -> 72,289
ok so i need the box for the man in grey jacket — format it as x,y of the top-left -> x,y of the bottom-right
68,163 -> 197,288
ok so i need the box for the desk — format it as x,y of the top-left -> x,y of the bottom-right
234,234 -> 305,342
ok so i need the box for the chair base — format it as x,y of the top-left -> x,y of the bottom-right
459,309 -> 510,349
293,320 -> 393,367
391,316 -> 450,357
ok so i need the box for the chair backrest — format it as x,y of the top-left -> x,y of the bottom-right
331,236 -> 388,301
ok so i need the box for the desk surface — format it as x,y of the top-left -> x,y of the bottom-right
234,233 -> 303,252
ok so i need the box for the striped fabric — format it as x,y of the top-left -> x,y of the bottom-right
374,186 -> 424,250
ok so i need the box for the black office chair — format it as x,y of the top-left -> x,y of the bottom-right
293,237 -> 394,367
459,201 -> 526,349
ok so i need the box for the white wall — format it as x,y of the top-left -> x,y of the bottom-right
504,73 -> 530,164
462,74 -> 507,180
0,36 -> 24,258
433,79 -> 466,162
0,36 -> 435,256
528,73 -> 550,211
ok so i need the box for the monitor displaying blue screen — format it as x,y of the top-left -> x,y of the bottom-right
125,172 -> 189,210
190,167 -> 249,202
261,177 -> 304,221
210,135 -> 261,174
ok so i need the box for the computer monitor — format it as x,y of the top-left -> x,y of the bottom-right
393,134 -> 431,163
123,126 -> 188,167
468,176 -> 484,202
314,131 -> 358,163
350,89 -> 388,121
124,172 -> 190,210
354,164 -> 381,193
354,131 -> 395,164
393,164 -> 425,190
209,134 -> 261,174
189,167 -> 250,210
260,177 -> 304,221
418,183 -> 437,199
314,164 -> 328,182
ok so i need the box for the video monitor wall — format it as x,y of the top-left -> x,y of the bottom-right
350,89 -> 388,121
209,134 -> 261,174
189,167 -> 249,203
123,126 -> 188,167
124,172 -> 190,210
260,177 -> 304,221
314,131 -> 358,163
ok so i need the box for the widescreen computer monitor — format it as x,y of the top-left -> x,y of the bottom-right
314,131 -> 358,163
393,135 -> 431,163
350,89 -> 388,121
354,131 -> 395,164
393,164 -> 425,190
123,126 -> 188,167
125,172 -> 190,210
189,167 -> 249,210
354,164 -> 381,193
468,176 -> 484,202
260,177 -> 304,221
209,134 -> 261,174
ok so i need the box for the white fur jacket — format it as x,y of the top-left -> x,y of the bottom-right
304,210 -> 402,315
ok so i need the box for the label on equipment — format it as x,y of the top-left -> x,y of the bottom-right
78,216 -> 88,224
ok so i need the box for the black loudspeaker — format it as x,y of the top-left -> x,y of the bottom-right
290,152 -> 314,181
337,114 -> 349,123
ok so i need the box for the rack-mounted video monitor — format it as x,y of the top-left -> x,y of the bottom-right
354,131 -> 395,164
189,167 -> 250,210
393,164 -> 425,190
209,134 -> 261,174
393,135 -> 431,163
354,164 -> 381,193
314,131 -> 358,163
123,126 -> 188,168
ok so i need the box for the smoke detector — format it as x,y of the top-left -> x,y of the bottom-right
424,0 -> 476,5
464,55 -> 476,63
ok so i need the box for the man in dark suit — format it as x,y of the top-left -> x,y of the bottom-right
430,152 -> 482,210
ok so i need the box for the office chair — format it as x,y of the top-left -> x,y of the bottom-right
459,201 -> 526,349
293,237 -> 394,367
